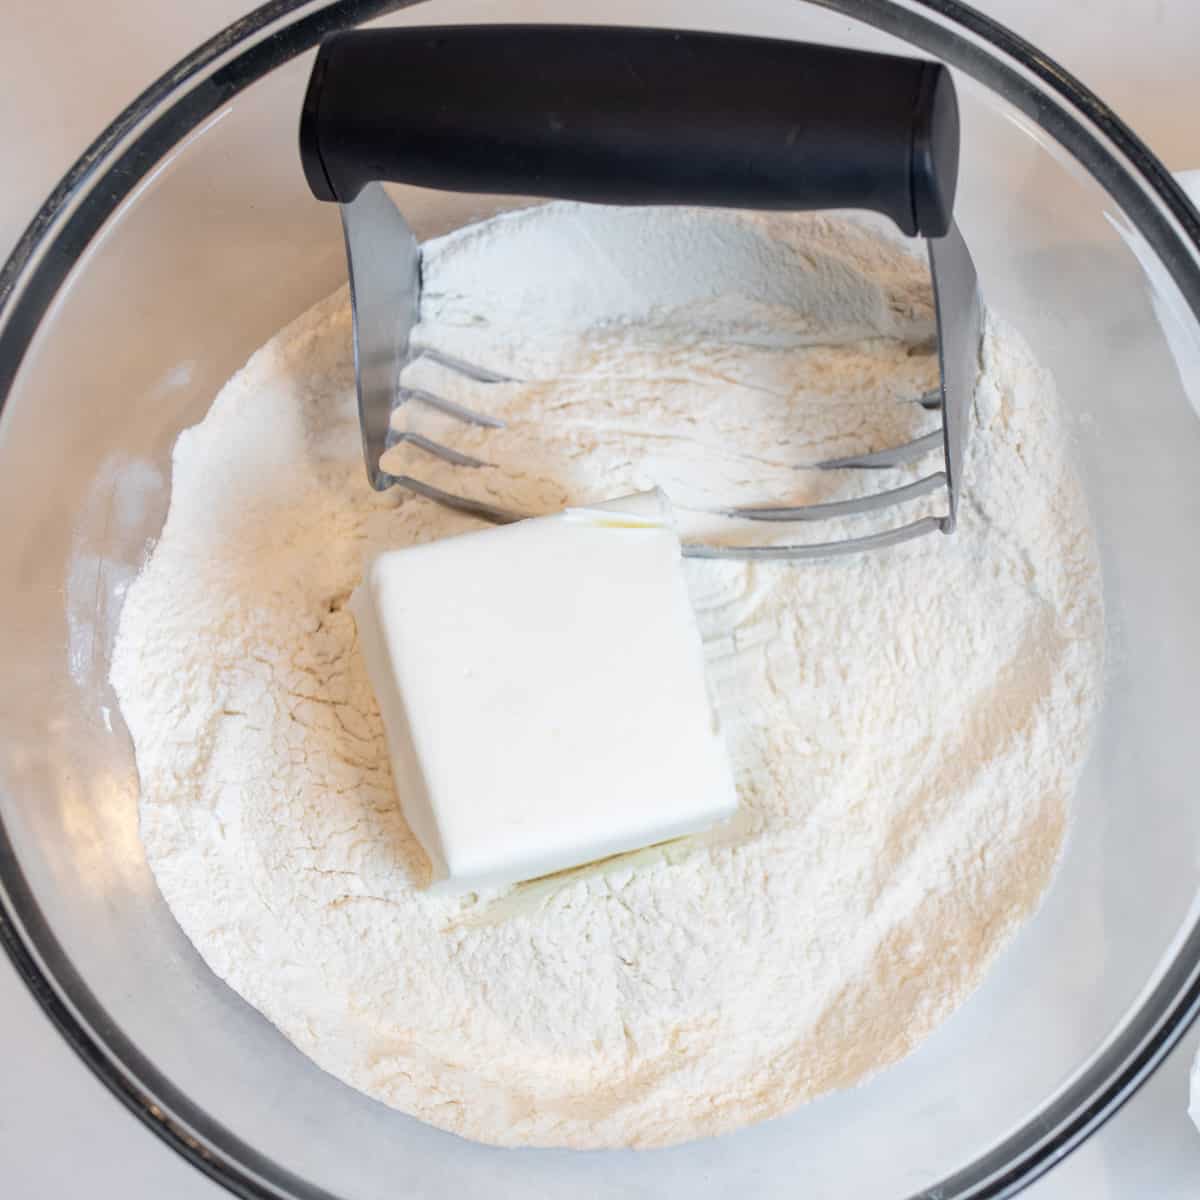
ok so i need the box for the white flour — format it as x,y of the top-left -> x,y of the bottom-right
110,204 -> 1105,1149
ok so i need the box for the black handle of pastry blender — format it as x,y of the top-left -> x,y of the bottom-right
299,25 -> 960,238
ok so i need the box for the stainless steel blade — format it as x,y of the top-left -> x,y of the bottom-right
927,219 -> 984,530
339,182 -> 420,490
337,185 -> 983,561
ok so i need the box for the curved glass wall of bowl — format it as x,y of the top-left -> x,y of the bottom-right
0,2 -> 1199,1200
1109,169 -> 1200,424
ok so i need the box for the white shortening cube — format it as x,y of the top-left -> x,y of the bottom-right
351,496 -> 738,892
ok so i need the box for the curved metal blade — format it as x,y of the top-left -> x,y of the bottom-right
398,385 -> 505,428
392,432 -> 491,468
411,346 -> 516,384
683,515 -> 947,560
818,429 -> 943,470
928,220 -> 984,529
340,183 -> 420,491
385,475 -> 525,524
729,471 -> 946,521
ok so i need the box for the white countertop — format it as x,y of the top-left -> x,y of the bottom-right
3,1 -> 1200,1196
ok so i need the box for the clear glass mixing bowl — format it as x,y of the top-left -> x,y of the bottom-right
3,2 -> 1200,1197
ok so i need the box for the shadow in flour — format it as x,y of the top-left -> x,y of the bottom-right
443,802 -> 760,932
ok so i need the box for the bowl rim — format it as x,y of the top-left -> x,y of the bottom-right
3,2 -> 1200,1198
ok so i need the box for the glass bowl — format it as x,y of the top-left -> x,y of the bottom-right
3,2 -> 1200,1197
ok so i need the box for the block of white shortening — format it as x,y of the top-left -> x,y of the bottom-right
351,495 -> 738,892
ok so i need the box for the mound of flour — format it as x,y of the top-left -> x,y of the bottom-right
111,204 -> 1104,1149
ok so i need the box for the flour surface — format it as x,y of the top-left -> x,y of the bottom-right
111,204 -> 1105,1149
